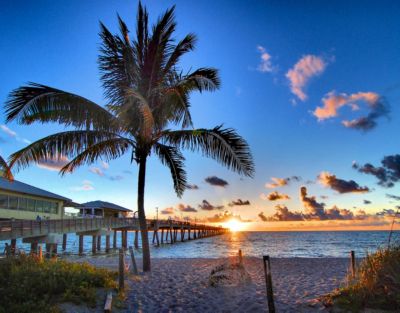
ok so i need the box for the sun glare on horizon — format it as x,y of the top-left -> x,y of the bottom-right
224,219 -> 245,232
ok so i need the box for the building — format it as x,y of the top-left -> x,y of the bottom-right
77,200 -> 131,218
0,177 -> 71,220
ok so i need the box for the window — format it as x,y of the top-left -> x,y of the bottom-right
0,194 -> 8,209
43,201 -> 51,213
35,200 -> 43,212
18,197 -> 27,211
27,199 -> 35,211
50,202 -> 58,214
9,196 -> 18,210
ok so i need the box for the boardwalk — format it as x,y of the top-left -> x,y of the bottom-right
0,218 -> 228,256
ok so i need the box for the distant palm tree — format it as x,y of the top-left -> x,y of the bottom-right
0,155 -> 13,180
4,2 -> 254,271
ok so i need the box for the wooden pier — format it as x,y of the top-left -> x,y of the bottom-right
0,218 -> 228,256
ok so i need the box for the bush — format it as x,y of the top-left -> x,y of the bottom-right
327,245 -> 400,312
0,254 -> 117,313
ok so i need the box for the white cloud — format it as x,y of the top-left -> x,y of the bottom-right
257,46 -> 274,73
89,166 -> 105,176
0,124 -> 31,144
101,161 -> 109,169
286,55 -> 327,101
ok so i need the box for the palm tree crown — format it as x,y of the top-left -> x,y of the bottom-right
5,2 -> 254,271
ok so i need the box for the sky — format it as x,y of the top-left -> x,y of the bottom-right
1,0 -> 400,230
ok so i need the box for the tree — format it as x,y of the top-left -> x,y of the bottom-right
0,155 -> 13,180
4,2 -> 254,271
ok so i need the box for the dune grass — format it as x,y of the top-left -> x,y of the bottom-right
326,245 -> 400,312
0,254 -> 117,313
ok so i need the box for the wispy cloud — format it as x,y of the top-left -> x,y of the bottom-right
286,55 -> 327,101
161,207 -> 175,215
89,163 -> 125,181
70,180 -> 94,191
186,184 -> 199,190
318,171 -> 369,193
37,155 -> 70,172
265,176 -> 301,188
0,124 -> 31,144
198,200 -> 224,211
256,45 -> 275,73
314,91 -> 389,131
177,203 -> 197,213
260,191 -> 290,201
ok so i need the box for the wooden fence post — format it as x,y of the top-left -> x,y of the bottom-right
238,249 -> 243,265
350,250 -> 356,279
263,255 -> 275,313
119,248 -> 125,290
129,246 -> 138,275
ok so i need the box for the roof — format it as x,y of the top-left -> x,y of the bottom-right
0,177 -> 71,202
79,200 -> 131,212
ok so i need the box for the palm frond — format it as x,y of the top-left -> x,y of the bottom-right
163,33 -> 197,75
60,137 -> 133,174
182,68 -> 221,92
5,83 -> 117,130
153,143 -> 187,197
0,155 -> 13,180
161,126 -> 255,177
8,130 -> 118,172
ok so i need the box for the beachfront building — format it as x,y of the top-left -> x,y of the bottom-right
0,177 -> 71,220
77,200 -> 132,218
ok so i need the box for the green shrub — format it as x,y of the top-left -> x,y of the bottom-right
327,245 -> 400,312
0,255 -> 117,313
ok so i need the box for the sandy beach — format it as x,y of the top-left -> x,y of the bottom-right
69,255 -> 350,312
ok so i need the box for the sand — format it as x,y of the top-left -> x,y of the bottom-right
69,255 -> 350,312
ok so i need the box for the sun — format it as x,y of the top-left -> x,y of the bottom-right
224,219 -> 244,232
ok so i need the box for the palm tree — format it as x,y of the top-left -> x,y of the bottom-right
0,155 -> 13,180
4,2 -> 254,271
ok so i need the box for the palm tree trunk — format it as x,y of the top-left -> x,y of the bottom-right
137,155 -> 151,271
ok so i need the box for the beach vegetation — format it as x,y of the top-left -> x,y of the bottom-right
4,1 -> 254,272
326,245 -> 400,312
0,254 -> 117,313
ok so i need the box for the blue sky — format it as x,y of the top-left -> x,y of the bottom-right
1,1 -> 400,229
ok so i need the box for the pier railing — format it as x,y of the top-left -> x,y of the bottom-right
0,218 -> 225,241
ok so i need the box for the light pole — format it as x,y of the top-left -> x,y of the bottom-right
156,207 -> 158,221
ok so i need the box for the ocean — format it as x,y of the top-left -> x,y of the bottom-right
1,230 -> 399,258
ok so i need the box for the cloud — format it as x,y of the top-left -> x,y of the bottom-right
161,207 -> 175,215
0,124 -> 31,144
205,176 -> 228,187
89,164 -> 125,181
207,211 -> 251,223
186,184 -> 199,190
256,45 -> 274,73
386,194 -> 400,201
318,171 -> 369,193
286,55 -> 327,101
37,155 -> 70,172
198,200 -> 224,211
228,199 -> 251,207
363,200 -> 372,205
177,203 -> 197,213
89,167 -> 105,176
265,176 -> 301,189
353,155 -> 400,188
300,186 -> 326,219
261,191 -> 290,201
313,91 -> 389,131
259,202 -> 395,222
70,180 -> 94,191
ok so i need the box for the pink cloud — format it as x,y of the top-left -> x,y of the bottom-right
286,55 -> 327,101
314,91 -> 380,120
